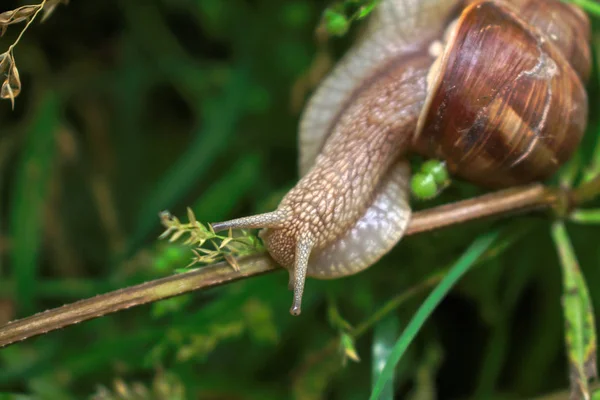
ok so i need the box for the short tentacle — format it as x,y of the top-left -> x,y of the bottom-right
290,233 -> 315,316
211,211 -> 286,233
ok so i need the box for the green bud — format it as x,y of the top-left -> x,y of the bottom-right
421,160 -> 449,186
411,173 -> 437,200
324,9 -> 349,36
340,332 -> 360,362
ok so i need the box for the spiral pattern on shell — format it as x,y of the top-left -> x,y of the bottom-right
414,0 -> 590,188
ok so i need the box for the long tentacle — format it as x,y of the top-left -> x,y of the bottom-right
211,211 -> 286,232
290,233 -> 315,316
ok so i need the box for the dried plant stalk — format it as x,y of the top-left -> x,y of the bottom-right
0,0 -> 67,107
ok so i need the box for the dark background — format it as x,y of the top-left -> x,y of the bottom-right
0,0 -> 599,399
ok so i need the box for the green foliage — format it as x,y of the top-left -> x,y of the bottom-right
9,92 -> 59,314
568,0 -> 600,15
571,209 -> 600,224
370,230 -> 500,400
552,222 -> 597,400
159,208 -> 263,268
323,10 -> 350,37
0,0 -> 599,399
321,0 -> 379,36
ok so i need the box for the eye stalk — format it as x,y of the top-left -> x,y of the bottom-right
211,211 -> 316,315
210,211 -> 286,232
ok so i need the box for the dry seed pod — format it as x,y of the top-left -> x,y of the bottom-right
0,5 -> 40,36
212,0 -> 590,315
0,55 -> 21,108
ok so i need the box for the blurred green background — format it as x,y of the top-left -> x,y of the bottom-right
0,0 -> 599,399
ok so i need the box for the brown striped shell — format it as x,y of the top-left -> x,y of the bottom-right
414,0 -> 589,188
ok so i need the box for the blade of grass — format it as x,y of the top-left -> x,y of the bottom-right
570,209 -> 600,224
354,221 -> 531,338
9,92 -> 60,315
551,222 -> 597,400
372,316 -> 400,400
369,230 -> 500,400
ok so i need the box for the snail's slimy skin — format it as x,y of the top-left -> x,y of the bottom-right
215,54 -> 432,315
211,0 -> 458,314
211,0 -> 590,315
262,54 -> 431,270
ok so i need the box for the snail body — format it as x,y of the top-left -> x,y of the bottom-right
212,0 -> 590,315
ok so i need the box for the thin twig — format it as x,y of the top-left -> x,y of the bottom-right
6,0 -> 47,55
405,183 -> 555,235
0,254 -> 277,347
0,183 -> 576,348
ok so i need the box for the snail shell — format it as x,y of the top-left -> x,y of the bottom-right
212,0 -> 590,315
414,0 -> 589,187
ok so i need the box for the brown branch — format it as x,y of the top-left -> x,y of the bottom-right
405,183 -> 556,235
0,181 -> 590,349
0,254 -> 279,348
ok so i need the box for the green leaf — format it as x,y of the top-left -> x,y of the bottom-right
355,1 -> 379,19
341,332 -> 361,362
369,230 -> 500,400
9,91 -> 60,314
567,0 -> 600,16
324,9 -> 349,36
371,316 -> 400,400
570,209 -> 600,224
327,297 -> 354,332
551,222 -> 598,400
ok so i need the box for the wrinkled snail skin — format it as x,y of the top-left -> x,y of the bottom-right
214,53 -> 433,315
212,0 -> 591,315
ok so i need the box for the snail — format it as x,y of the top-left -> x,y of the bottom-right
211,0 -> 590,315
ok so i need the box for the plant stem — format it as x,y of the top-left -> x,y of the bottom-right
405,184 -> 554,235
0,182 -> 585,349
0,255 -> 276,347
6,1 -> 47,54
